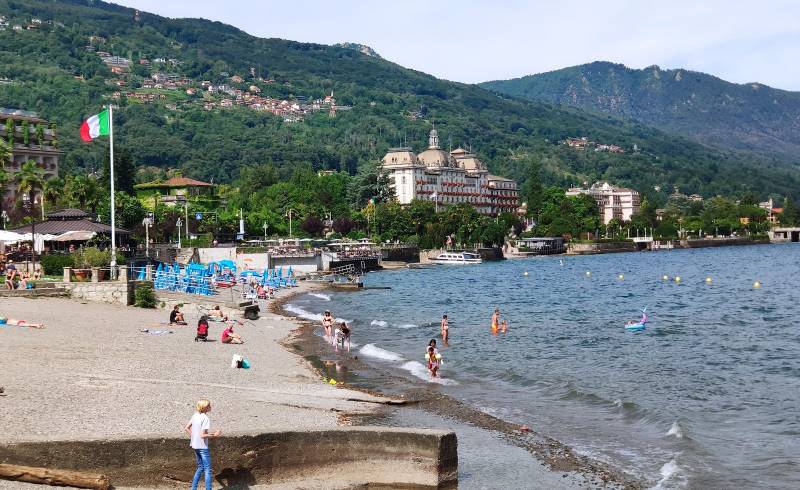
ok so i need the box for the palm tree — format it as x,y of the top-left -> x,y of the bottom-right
0,166 -> 9,228
16,160 -> 45,205
42,177 -> 64,215
68,174 -> 99,212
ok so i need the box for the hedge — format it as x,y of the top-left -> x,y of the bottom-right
40,255 -> 73,276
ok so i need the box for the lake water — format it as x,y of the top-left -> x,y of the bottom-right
287,244 -> 800,489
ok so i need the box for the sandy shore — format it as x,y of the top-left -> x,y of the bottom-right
0,282 -> 388,444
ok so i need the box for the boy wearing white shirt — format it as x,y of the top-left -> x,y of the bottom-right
184,399 -> 221,490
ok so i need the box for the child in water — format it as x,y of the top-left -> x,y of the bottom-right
426,345 -> 440,378
501,319 -> 508,333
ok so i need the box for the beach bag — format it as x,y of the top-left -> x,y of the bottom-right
241,358 -> 251,369
231,354 -> 244,368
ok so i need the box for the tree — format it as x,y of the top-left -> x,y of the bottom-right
0,166 -> 9,226
67,175 -> 100,213
0,140 -> 11,168
4,119 -> 14,147
780,197 -> 799,226
16,160 -> 45,204
35,123 -> 45,146
42,177 -> 65,214
237,163 -> 278,198
332,217 -> 354,235
97,191 -> 146,230
114,148 -> 137,194
522,158 -> 543,218
20,120 -> 29,146
300,215 -> 324,236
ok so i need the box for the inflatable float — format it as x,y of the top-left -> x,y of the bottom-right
625,307 -> 648,332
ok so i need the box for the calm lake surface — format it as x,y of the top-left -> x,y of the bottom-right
288,244 -> 800,489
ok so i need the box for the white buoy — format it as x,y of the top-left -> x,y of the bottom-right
618,274 -> 624,280
753,281 -> 761,289
585,271 -> 591,276
675,276 -> 681,283
662,275 -> 669,280
523,271 -> 529,276
705,277 -> 712,284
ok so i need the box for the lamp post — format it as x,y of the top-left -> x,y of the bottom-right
286,209 -> 294,238
1,210 -> 7,230
21,193 -> 36,275
262,221 -> 267,240
176,217 -> 183,248
142,215 -> 153,258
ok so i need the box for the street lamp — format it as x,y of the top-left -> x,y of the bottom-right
176,217 -> 183,248
142,215 -> 153,258
21,193 -> 36,275
1,210 -> 8,230
286,209 -> 294,238
262,221 -> 267,240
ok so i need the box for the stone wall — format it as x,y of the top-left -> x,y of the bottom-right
60,281 -> 135,305
567,241 -> 637,255
0,428 -> 458,489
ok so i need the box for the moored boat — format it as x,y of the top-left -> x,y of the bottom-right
429,252 -> 483,265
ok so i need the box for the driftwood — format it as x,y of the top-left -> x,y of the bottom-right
0,463 -> 110,490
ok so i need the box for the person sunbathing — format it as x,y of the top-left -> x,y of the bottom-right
208,305 -> 227,322
6,318 -> 45,329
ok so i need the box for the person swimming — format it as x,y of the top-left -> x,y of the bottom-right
500,319 -> 508,333
491,307 -> 500,334
440,314 -> 449,343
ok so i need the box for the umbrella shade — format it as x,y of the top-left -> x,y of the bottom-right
0,230 -> 25,242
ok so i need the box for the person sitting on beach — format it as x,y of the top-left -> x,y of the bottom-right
32,267 -> 41,280
256,284 -> 267,299
334,321 -> 351,352
426,345 -> 440,378
5,266 -> 17,290
169,305 -> 187,325
18,271 -> 29,290
321,310 -> 334,340
208,305 -> 227,322
221,325 -> 243,344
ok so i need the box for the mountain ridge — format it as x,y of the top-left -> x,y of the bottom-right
0,1 -> 798,200
480,61 -> 800,162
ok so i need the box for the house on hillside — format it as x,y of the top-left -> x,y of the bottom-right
134,173 -> 218,209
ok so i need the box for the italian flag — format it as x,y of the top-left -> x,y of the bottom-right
79,109 -> 109,142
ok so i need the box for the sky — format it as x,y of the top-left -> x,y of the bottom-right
113,0 -> 800,91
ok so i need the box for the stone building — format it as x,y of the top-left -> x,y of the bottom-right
381,129 -> 519,216
566,182 -> 640,224
0,108 -> 62,210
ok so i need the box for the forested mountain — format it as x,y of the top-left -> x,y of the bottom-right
481,61 -> 800,163
1,0 -> 798,200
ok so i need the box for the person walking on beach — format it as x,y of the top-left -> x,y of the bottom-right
322,310 -> 334,342
184,399 -> 222,490
440,314 -> 449,344
491,307 -> 500,334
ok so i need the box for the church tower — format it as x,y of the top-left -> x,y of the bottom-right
428,128 -> 439,149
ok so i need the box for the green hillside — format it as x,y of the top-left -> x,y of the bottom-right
481,61 -> 800,163
1,0 -> 798,201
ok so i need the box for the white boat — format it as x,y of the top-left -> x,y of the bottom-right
429,252 -> 483,265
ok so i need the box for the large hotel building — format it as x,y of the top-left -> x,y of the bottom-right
381,129 -> 519,216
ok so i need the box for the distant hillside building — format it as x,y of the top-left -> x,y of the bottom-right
0,108 -> 62,209
380,129 -> 519,216
566,182 -> 640,224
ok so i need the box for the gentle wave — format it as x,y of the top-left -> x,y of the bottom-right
370,319 -> 389,327
359,344 -> 404,362
651,459 -> 685,489
400,361 -> 458,385
284,304 -> 350,323
309,293 -> 331,301
398,323 -> 419,329
667,421 -> 685,439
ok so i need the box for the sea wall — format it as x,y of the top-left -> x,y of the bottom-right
0,428 -> 458,489
60,281 -> 135,305
567,241 -> 637,255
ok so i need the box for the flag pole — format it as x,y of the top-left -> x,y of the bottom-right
108,104 -> 117,273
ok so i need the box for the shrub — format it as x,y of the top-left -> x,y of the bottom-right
134,283 -> 157,308
40,254 -> 73,276
71,247 -> 112,268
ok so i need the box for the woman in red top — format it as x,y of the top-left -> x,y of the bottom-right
221,325 -> 243,344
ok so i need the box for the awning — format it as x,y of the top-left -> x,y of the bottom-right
0,230 -> 25,242
49,230 -> 97,242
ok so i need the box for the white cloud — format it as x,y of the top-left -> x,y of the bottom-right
113,0 -> 800,90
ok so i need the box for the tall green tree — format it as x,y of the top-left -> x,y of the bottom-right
16,160 -> 45,204
522,157 -> 544,218
780,197 -> 799,226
